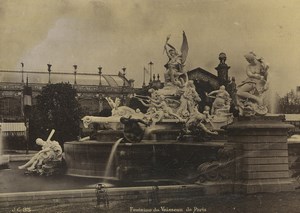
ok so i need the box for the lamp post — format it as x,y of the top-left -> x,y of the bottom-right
73,65 -> 77,85
122,67 -> 126,104
149,61 -> 153,83
98,66 -> 102,86
122,66 -> 126,87
23,77 -> 32,154
215,52 -> 230,87
21,62 -> 24,84
47,64 -> 52,84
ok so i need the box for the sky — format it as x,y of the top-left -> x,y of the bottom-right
0,0 -> 299,96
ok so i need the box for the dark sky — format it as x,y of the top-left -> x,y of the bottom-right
0,0 -> 299,95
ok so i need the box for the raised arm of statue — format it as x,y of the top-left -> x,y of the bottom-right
208,90 -> 219,96
164,34 -> 171,58
165,44 -> 176,60
208,89 -> 224,98
165,46 -> 171,59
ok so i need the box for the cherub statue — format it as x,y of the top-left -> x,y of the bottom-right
178,106 -> 218,141
164,31 -> 189,87
236,52 -> 269,116
203,105 -> 212,121
152,95 -> 184,122
137,92 -> 184,123
207,85 -> 231,115
182,108 -> 218,138
135,89 -> 163,123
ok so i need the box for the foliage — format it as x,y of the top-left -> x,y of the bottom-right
29,83 -> 82,149
278,91 -> 300,114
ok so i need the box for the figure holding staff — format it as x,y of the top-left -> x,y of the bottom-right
164,31 -> 189,87
18,129 -> 62,171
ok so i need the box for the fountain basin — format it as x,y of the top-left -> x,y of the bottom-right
64,140 -> 224,180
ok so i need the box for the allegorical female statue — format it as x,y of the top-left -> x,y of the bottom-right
164,31 -> 189,87
236,52 -> 269,116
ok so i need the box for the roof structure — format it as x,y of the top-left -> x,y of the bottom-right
187,67 -> 220,89
0,70 -> 131,87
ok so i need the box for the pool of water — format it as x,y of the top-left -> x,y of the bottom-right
0,162 -> 186,193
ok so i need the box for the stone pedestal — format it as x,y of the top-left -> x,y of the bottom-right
227,115 -> 295,193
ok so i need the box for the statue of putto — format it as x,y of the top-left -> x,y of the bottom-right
18,131 -> 62,173
136,88 -> 184,124
207,85 -> 231,115
236,52 -> 269,116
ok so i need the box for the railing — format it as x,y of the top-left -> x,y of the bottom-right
0,82 -> 134,94
0,69 -> 131,87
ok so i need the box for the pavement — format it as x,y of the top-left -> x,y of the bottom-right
0,161 -> 113,193
2,190 -> 300,213
2,155 -> 300,212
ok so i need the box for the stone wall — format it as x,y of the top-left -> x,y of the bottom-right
64,140 -> 225,180
227,116 -> 295,193
288,141 -> 300,178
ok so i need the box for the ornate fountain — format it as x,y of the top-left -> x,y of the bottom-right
63,35 -> 296,195
64,32 -> 232,180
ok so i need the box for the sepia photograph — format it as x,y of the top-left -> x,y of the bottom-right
0,0 -> 300,212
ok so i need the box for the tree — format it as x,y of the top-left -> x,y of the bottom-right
29,83 -> 82,149
278,90 -> 300,114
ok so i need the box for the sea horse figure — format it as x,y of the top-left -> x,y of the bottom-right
105,97 -> 136,117
81,97 -> 143,129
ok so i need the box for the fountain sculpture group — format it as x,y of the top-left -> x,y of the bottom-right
81,32 -> 234,139
17,32 -> 295,194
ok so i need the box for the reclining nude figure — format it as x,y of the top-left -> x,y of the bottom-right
18,138 -> 62,171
